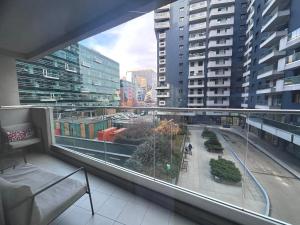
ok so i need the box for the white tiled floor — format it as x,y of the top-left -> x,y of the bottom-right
26,153 -> 197,225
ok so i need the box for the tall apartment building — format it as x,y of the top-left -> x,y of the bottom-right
242,0 -> 300,109
16,44 -> 120,108
155,0 -> 247,108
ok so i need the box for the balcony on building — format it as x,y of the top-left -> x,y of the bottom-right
154,21 -> 170,30
159,58 -> 166,65
256,83 -> 277,94
158,100 -> 166,106
209,17 -> 234,29
278,52 -> 300,71
246,7 -> 255,24
206,99 -> 230,107
154,11 -> 170,21
188,92 -> 204,97
260,30 -> 287,49
207,59 -> 232,68
189,32 -> 207,42
282,75 -> 300,91
244,46 -> 252,57
157,91 -> 170,98
188,71 -> 205,79
158,75 -> 166,82
189,52 -> 206,60
156,83 -> 170,90
208,38 -> 233,49
245,32 -> 254,45
246,19 -> 254,34
261,8 -> 290,33
189,11 -> 207,23
209,6 -> 235,18
188,100 -> 204,107
279,27 -> 300,51
159,50 -> 166,56
247,0 -> 255,13
158,41 -> 166,48
188,82 -> 204,88
209,28 -> 234,38
189,43 -> 206,51
210,0 -> 235,8
207,90 -> 230,97
258,48 -> 286,64
243,58 -> 251,67
189,1 -> 207,13
257,65 -> 283,80
207,79 -> 231,87
208,49 -> 232,59
207,69 -> 231,78
158,67 -> 166,73
262,0 -> 290,17
189,22 -> 207,32
158,32 -> 166,39
241,103 -> 249,108
242,81 -> 250,87
243,69 -> 251,77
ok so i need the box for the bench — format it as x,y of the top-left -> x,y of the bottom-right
0,123 -> 42,163
181,160 -> 188,172
0,163 -> 94,225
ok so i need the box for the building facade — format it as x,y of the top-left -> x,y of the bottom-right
155,0 -> 247,108
242,0 -> 300,109
16,44 -> 120,107
120,79 -> 137,107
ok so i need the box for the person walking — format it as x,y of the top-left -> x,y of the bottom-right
188,143 -> 193,155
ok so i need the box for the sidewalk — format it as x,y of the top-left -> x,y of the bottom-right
227,127 -> 300,179
177,126 -> 265,214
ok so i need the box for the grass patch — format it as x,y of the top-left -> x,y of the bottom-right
210,158 -> 242,183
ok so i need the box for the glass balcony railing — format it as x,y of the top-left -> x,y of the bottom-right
287,27 -> 300,42
286,52 -> 300,64
284,75 -> 300,85
51,106 -> 300,225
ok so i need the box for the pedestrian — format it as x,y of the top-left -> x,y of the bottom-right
188,143 -> 192,155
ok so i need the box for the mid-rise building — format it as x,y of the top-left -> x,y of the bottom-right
155,0 -> 247,108
120,79 -> 137,107
242,0 -> 300,109
16,44 -> 120,107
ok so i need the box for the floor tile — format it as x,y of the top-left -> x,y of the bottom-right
86,214 -> 114,225
76,190 -> 110,211
168,213 -> 197,225
97,196 -> 128,220
57,206 -> 93,225
141,203 -> 171,225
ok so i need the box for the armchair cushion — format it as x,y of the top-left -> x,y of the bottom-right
2,123 -> 35,143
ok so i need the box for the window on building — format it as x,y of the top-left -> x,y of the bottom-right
179,45 -> 184,49
179,26 -> 184,31
179,17 -> 184,22
179,7 -> 184,12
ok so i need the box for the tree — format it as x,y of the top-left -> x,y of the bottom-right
154,120 -> 180,136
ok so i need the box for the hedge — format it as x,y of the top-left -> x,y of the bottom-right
210,158 -> 242,183
201,128 -> 217,139
204,137 -> 223,153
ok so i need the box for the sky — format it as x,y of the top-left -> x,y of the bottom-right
80,11 -> 157,80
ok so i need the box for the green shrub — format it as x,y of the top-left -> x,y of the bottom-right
204,137 -> 223,153
202,128 -> 217,139
210,158 -> 242,183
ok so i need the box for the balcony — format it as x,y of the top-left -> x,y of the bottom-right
209,28 -> 234,38
189,22 -> 207,32
279,52 -> 300,71
158,50 -> 166,56
260,30 -> 287,48
189,72 -> 205,79
207,91 -> 230,97
261,9 -> 290,33
245,33 -> 253,45
283,75 -> 300,91
154,11 -> 170,21
207,70 -> 231,78
188,92 -> 204,97
189,33 -> 206,42
206,99 -> 230,107
155,4 -> 170,12
209,17 -> 234,29
158,100 -> 166,106
159,67 -> 166,73
241,103 -> 248,108
157,92 -> 170,97
209,6 -> 235,18
246,20 -> 254,34
158,41 -> 166,48
258,49 -> 286,64
187,101 -> 204,107
243,58 -> 251,67
262,0 -> 290,17
188,83 -> 204,88
244,46 -> 252,57
279,27 -> 300,51
207,80 -> 231,87
154,21 -> 170,30
243,70 -> 250,77
158,75 -> 166,81
189,12 -> 207,23
242,82 -> 250,87
158,32 -> 166,39
210,0 -> 235,8
208,49 -> 232,58
207,59 -> 232,68
189,1 -> 207,12
189,53 -> 206,60
189,44 -> 206,51
208,39 -> 233,48
159,59 -> 166,65
257,65 -> 283,80
156,83 -> 170,89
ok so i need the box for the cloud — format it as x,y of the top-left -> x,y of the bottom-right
80,11 -> 157,79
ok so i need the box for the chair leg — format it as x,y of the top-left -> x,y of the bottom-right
84,169 -> 94,215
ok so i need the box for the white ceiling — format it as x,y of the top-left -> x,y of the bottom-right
0,0 -> 172,60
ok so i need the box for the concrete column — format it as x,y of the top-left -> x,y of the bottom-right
0,54 -> 20,106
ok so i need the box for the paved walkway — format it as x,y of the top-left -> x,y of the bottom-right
228,127 -> 300,179
177,126 -> 265,214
